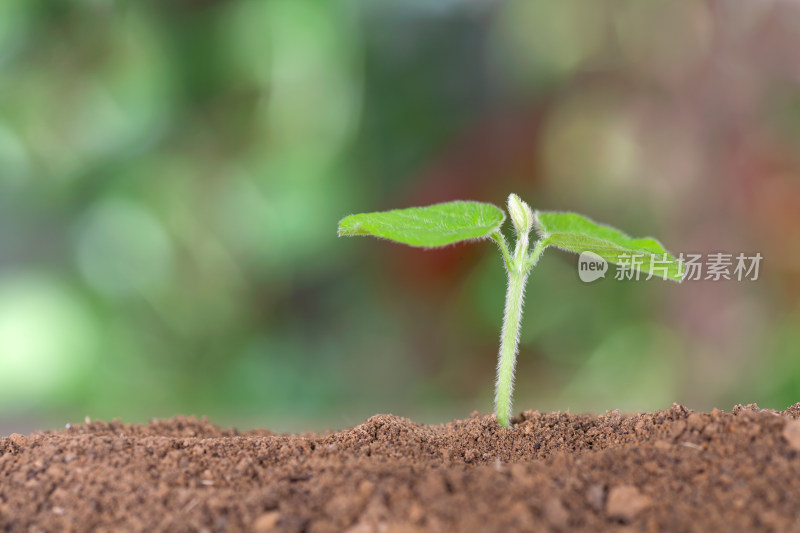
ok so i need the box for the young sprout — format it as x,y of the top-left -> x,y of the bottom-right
338,194 -> 683,427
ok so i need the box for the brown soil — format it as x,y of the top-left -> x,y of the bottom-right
2,404 -> 800,532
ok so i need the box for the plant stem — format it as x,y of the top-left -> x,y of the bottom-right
490,231 -> 512,272
524,237 -> 549,271
495,256 -> 529,428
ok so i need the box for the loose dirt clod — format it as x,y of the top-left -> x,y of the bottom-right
252,511 -> 281,532
782,419 -> 800,451
1,404 -> 800,532
6,433 -> 26,447
606,485 -> 651,522
543,498 -> 569,529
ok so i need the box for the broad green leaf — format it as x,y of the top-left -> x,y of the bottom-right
534,211 -> 684,282
338,200 -> 505,248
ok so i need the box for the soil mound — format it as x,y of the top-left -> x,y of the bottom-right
2,404 -> 800,532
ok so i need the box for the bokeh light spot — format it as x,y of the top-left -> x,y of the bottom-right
616,0 -> 713,85
75,198 -> 173,297
264,0 -> 361,164
542,91 -> 641,196
0,275 -> 98,403
0,123 -> 30,184
490,0 -> 606,85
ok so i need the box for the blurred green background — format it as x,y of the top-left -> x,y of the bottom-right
2,0 -> 800,434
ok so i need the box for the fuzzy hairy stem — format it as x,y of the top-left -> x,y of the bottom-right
494,260 -> 529,428
494,236 -> 548,428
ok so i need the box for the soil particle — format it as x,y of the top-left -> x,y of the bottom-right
605,485 -> 651,522
6,433 -> 26,447
585,483 -> 606,512
2,405 -> 800,532
543,498 -> 569,529
782,419 -> 800,451
252,511 -> 281,532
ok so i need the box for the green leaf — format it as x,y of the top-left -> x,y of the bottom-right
534,211 -> 684,281
338,200 -> 506,248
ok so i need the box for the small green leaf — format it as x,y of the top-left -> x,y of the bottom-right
534,211 -> 684,281
338,200 -> 505,248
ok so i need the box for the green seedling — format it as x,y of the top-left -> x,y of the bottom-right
338,194 -> 683,427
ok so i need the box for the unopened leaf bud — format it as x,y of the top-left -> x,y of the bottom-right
507,193 -> 533,236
